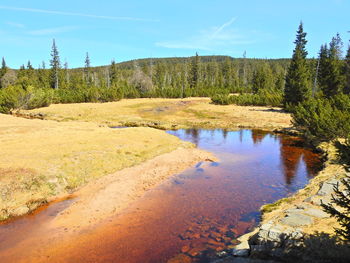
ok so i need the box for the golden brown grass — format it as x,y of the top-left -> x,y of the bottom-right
20,98 -> 292,130
0,113 -> 192,220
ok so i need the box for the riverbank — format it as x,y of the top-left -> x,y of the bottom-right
220,140 -> 350,262
0,113 -> 210,222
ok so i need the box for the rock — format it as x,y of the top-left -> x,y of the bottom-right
232,248 -> 250,257
317,179 -> 338,196
302,208 -> 328,218
285,208 -> 304,214
187,247 -> 203,257
232,240 -> 250,257
181,245 -> 191,253
167,253 -> 192,263
267,225 -> 284,242
280,213 -> 313,227
304,195 -> 331,206
216,250 -> 228,257
260,223 -> 273,231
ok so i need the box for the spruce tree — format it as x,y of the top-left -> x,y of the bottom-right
322,33 -> 345,98
189,52 -> 199,89
317,44 -> 329,94
50,39 -> 61,89
252,63 -> 274,94
345,44 -> 350,95
284,22 -> 311,106
84,52 -> 91,84
0,57 -> 7,78
109,59 -> 118,86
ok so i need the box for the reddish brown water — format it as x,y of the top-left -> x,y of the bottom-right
0,129 -> 322,263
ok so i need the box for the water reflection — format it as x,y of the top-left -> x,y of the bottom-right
251,130 -> 269,145
168,129 -> 322,189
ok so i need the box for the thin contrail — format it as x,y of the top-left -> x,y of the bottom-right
0,5 -> 159,22
212,17 -> 237,37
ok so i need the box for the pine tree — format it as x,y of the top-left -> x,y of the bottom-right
0,57 -> 7,78
84,52 -> 91,84
321,33 -> 345,98
189,52 -> 200,89
252,63 -> 275,94
317,44 -> 329,94
27,60 -> 33,70
345,44 -> 350,95
284,22 -> 311,106
64,60 -> 70,86
50,39 -> 61,89
321,174 -> 350,242
38,61 -> 49,89
0,57 -> 7,89
109,59 -> 118,86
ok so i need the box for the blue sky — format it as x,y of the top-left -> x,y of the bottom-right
0,0 -> 349,68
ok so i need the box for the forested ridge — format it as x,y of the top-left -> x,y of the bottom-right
0,50 -> 292,114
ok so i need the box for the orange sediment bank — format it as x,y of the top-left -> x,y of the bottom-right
0,147 -> 216,263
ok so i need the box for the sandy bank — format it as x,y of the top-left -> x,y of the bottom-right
0,147 -> 216,263
0,113 -> 196,221
52,147 -> 216,230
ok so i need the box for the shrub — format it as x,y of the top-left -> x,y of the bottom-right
0,85 -> 53,113
292,94 -> 350,141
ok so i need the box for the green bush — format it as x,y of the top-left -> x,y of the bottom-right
292,94 -> 350,141
0,85 -> 53,113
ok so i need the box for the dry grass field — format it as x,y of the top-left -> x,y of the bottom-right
0,113 -> 193,220
20,98 -> 292,130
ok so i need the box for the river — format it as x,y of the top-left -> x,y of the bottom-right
0,129 -> 322,263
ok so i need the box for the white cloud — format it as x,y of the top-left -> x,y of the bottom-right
5,21 -> 25,28
156,17 -> 255,51
0,6 -> 159,22
27,26 -> 78,36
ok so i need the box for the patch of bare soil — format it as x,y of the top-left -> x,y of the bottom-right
51,147 -> 216,231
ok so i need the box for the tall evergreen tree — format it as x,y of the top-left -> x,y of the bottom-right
109,59 -> 118,86
0,57 -> 7,78
284,22 -> 311,106
317,44 -> 329,94
345,44 -> 350,95
189,52 -> 200,89
84,52 -> 91,84
49,39 -> 61,89
321,33 -> 345,98
252,63 -> 275,94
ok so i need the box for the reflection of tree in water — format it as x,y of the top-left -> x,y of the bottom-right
185,129 -> 200,146
239,130 -> 243,143
279,136 -> 303,185
222,129 -> 228,140
302,150 -> 323,178
251,130 -> 269,145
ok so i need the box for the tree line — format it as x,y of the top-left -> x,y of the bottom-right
0,39 -> 291,113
